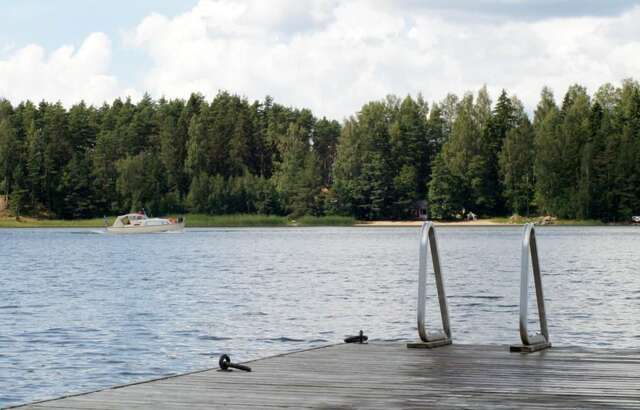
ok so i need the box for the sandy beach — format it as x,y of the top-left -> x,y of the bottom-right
354,219 -> 505,227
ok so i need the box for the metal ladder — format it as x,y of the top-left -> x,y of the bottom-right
510,223 -> 551,352
407,222 -> 452,348
408,221 -> 550,352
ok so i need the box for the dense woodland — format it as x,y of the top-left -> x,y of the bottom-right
0,80 -> 639,221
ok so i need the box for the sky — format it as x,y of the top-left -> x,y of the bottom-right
1,0 -> 640,119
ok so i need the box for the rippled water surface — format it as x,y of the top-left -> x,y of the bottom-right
2,226 -> 640,407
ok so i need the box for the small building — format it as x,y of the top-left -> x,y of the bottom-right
413,200 -> 428,221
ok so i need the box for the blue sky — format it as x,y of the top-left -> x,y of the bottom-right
1,1 -> 640,118
0,1 -> 194,48
0,0 -> 197,89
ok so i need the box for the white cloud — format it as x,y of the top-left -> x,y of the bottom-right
124,0 -> 640,118
0,32 -> 126,106
3,2 -> 640,117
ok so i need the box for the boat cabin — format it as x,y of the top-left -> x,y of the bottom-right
112,213 -> 147,227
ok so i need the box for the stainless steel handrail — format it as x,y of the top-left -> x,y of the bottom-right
517,223 -> 550,347
416,222 -> 451,343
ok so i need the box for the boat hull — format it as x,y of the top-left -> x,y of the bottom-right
106,222 -> 185,234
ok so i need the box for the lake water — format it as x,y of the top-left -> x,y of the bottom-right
1,226 -> 640,407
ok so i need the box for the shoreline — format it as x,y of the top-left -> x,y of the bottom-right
0,216 -> 614,228
355,219 -> 504,227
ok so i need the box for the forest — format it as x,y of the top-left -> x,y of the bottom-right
0,79 -> 639,221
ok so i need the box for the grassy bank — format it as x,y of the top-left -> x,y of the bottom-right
0,216 -> 115,228
178,214 -> 356,227
293,215 -> 355,226
0,214 -> 356,228
185,214 -> 288,227
0,213 -> 611,228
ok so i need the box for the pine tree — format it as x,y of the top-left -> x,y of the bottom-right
185,112 -> 210,178
389,96 -> 429,217
25,120 -> 46,211
533,88 -> 561,216
332,118 -> 361,217
486,90 -> 516,214
614,79 -> 640,219
590,83 -> 620,220
274,124 -> 322,217
186,172 -> 211,213
436,93 -> 480,214
428,153 -> 464,219
499,102 -> 535,216
312,117 -> 341,186
0,118 -> 17,197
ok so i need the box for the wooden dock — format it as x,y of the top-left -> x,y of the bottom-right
14,342 -> 640,409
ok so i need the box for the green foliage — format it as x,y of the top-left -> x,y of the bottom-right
332,96 -> 434,219
0,117 -> 17,195
428,154 -> 464,219
61,154 -> 96,218
1,82 -> 640,223
187,172 -> 282,215
183,213 -> 287,227
116,152 -> 165,214
312,117 -> 341,185
295,215 -> 355,226
0,92 -> 335,219
499,114 -> 535,215
535,85 -> 593,218
0,213 -> 357,228
533,87 -> 562,215
0,216 -> 116,228
432,90 -> 497,217
485,90 -> 517,214
274,123 -> 322,217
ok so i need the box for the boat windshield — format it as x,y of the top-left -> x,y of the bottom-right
145,219 -> 170,226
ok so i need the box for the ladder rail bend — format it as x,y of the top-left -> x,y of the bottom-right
518,223 -> 549,346
417,222 -> 451,343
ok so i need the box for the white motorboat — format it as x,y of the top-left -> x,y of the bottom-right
106,213 -> 185,234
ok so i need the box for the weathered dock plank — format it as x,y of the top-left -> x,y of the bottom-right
14,343 -> 640,409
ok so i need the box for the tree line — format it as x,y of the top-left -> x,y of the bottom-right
427,81 -> 640,221
0,93 -> 339,218
0,80 -> 639,221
